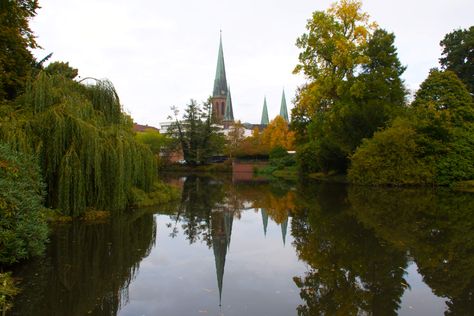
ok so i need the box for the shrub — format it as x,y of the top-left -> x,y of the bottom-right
0,143 -> 48,265
348,118 -> 435,185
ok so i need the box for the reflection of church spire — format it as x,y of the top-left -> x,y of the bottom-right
281,216 -> 288,246
212,211 -> 234,306
261,208 -> 268,236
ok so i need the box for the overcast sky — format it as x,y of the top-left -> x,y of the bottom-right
30,0 -> 473,127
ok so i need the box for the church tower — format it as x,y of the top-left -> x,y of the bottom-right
211,33 -> 233,124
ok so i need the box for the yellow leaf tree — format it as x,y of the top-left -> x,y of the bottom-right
261,116 -> 295,150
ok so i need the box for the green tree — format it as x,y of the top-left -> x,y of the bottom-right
0,143 -> 48,265
169,100 -> 224,165
44,61 -> 78,80
440,26 -> 474,95
349,69 -> 474,186
0,68 -> 156,216
413,69 -> 474,126
0,0 -> 39,101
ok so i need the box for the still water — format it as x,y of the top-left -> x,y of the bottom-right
11,175 -> 474,315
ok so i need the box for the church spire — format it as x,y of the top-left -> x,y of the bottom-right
213,32 -> 228,98
223,86 -> 234,121
261,97 -> 269,126
280,89 -> 289,122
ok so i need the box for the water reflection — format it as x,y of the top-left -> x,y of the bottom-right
11,211 -> 156,316
348,186 -> 474,315
167,175 -> 295,306
291,184 -> 408,315
10,175 -> 474,315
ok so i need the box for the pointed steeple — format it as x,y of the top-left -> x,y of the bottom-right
281,217 -> 288,246
213,32 -> 228,98
280,89 -> 289,122
223,87 -> 234,121
261,208 -> 268,236
261,97 -> 269,126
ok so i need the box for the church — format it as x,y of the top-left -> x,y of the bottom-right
210,33 -> 289,131
159,33 -> 289,135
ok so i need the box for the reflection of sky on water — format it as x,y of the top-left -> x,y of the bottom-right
398,263 -> 447,316
120,210 -> 302,316
119,209 -> 447,316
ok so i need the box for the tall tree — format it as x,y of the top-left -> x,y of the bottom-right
293,2 -> 407,174
293,0 -> 376,119
169,100 -> 224,165
440,26 -> 474,95
0,0 -> 40,100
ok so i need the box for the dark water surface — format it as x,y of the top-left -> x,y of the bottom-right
11,175 -> 474,315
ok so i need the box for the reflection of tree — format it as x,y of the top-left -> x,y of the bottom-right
349,186 -> 474,315
292,182 -> 408,315
172,175 -> 227,245
11,211 -> 156,316
233,182 -> 296,224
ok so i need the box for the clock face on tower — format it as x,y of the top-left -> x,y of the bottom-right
221,90 -> 225,95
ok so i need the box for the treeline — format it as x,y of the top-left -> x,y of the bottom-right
292,0 -> 474,186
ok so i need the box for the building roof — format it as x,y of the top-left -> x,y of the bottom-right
261,97 -> 269,125
280,89 -> 289,122
133,123 -> 159,132
212,33 -> 228,98
223,87 -> 234,121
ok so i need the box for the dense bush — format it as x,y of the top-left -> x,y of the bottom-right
268,146 -> 295,170
435,124 -> 474,185
296,142 -> 319,174
348,118 -> 435,185
0,143 -> 48,265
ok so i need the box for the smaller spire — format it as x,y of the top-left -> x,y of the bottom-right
280,89 -> 289,122
281,217 -> 288,246
224,87 -> 234,121
261,208 -> 268,237
261,97 -> 269,126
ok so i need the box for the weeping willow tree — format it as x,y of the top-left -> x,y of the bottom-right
0,64 -> 155,216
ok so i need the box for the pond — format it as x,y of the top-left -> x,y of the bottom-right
11,175 -> 474,315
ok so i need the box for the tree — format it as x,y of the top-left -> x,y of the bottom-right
293,0 -> 376,120
0,0 -> 40,101
44,61 -> 78,79
261,115 -> 295,150
169,100 -> 224,165
412,69 -> 474,125
0,68 -> 156,216
225,120 -> 246,158
234,127 -> 270,158
440,26 -> 474,95
293,2 -> 407,175
349,69 -> 474,186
